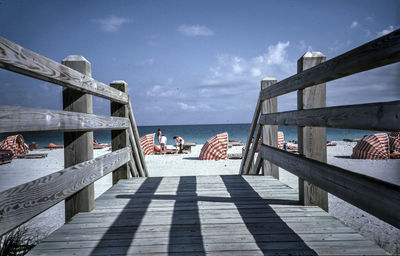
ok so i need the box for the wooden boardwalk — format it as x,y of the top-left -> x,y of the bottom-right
28,175 -> 386,255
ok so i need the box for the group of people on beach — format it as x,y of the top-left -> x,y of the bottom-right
157,129 -> 184,153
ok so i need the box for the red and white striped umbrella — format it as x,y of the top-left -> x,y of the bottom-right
0,135 -> 27,158
389,131 -> 400,152
278,131 -> 284,149
199,132 -> 228,160
351,133 -> 390,159
140,133 -> 155,155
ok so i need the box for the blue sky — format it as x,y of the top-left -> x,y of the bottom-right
0,0 -> 399,125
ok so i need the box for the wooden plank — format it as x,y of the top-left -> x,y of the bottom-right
128,125 -> 145,177
260,100 -> 400,131
259,144 -> 400,228
0,105 -> 129,134
62,55 -> 95,221
248,153 -> 262,175
0,147 -> 130,236
128,100 -> 148,176
297,52 -> 328,211
243,124 -> 262,175
260,29 -> 400,100
239,95 -> 261,174
110,81 -> 130,184
260,78 -> 279,178
0,37 -> 128,104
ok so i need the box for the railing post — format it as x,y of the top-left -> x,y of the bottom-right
62,55 -> 94,221
110,80 -> 130,184
261,78 -> 279,178
297,52 -> 328,211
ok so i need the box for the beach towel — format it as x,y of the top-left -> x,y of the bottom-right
199,132 -> 228,160
351,133 -> 389,159
389,132 -> 400,152
140,133 -> 155,155
0,135 -> 27,158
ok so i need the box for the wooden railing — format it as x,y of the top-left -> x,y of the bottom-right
240,29 -> 400,229
0,36 -> 148,236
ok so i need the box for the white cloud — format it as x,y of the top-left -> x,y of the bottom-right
350,21 -> 359,29
91,15 -> 133,32
177,24 -> 214,36
179,102 -> 213,111
134,58 -> 154,67
265,41 -> 290,65
377,25 -> 394,37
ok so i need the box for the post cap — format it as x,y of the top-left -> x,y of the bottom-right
262,77 -> 277,81
62,55 -> 90,63
302,51 -> 325,58
110,80 -> 128,85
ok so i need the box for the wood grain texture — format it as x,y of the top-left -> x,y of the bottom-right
28,175 -> 386,255
0,37 -> 128,104
0,147 -> 130,236
110,81 -> 130,184
261,78 -> 279,178
0,105 -> 129,134
128,100 -> 148,177
259,144 -> 400,229
243,124 -> 262,175
260,29 -> 400,100
239,95 -> 261,175
297,52 -> 328,211
260,100 -> 400,131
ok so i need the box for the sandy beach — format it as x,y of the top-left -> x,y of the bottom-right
0,142 -> 399,253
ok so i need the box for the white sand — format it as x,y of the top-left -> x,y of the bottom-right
0,142 -> 398,253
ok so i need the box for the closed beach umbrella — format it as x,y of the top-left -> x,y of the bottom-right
351,133 -> 389,159
389,132 -> 400,152
0,135 -> 27,158
199,132 -> 228,160
278,131 -> 284,149
140,133 -> 155,155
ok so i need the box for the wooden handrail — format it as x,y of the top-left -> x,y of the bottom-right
260,29 -> 400,101
259,100 -> 400,131
259,144 -> 400,228
0,105 -> 130,134
0,37 -> 128,104
0,147 -> 131,236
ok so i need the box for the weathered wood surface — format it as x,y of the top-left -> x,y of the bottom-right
261,78 -> 279,178
260,100 -> 400,131
0,148 -> 130,236
0,105 -> 129,134
128,100 -> 148,176
243,124 -> 262,175
62,55 -> 95,221
28,175 -> 386,255
260,29 -> 400,101
259,144 -> 400,229
239,96 -> 261,174
0,37 -> 128,104
110,81 -> 131,184
297,52 -> 328,211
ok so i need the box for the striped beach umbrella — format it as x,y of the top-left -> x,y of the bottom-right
278,131 -> 284,149
351,133 -> 389,159
199,132 -> 228,160
389,132 -> 400,152
0,135 -> 27,158
140,133 -> 155,155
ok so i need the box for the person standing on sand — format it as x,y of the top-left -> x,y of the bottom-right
160,135 -> 167,151
173,136 -> 184,153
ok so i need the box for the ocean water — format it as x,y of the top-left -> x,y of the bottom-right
0,124 -> 387,148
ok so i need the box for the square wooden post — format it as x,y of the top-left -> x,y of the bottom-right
62,55 -> 94,221
297,52 -> 328,211
261,78 -> 279,178
110,80 -> 130,184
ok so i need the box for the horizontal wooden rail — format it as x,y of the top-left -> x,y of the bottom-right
0,147 -> 130,236
0,105 -> 129,134
260,100 -> 400,131
0,37 -> 128,104
260,29 -> 400,101
258,144 -> 400,228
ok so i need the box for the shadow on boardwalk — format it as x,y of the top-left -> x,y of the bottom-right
90,175 -> 316,255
